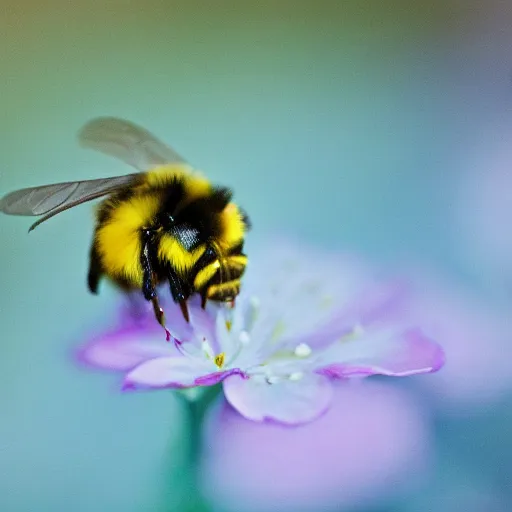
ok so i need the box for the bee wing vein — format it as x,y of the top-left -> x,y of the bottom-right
0,175 -> 137,216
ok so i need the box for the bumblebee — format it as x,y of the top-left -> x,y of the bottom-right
0,117 -> 250,335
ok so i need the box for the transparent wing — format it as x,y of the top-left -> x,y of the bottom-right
78,117 -> 187,171
0,173 -> 139,231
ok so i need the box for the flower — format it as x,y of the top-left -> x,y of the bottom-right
78,240 -> 444,424
200,381 -> 432,512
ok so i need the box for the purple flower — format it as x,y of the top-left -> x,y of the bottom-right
200,381 -> 432,512
78,240 -> 444,424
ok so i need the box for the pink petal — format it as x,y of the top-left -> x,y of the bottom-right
124,356 -> 214,389
201,381 -> 431,512
77,325 -> 176,372
279,278 -> 411,354
222,373 -> 333,425
117,294 -> 195,342
316,328 -> 444,378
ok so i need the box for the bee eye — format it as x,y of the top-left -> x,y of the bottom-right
157,213 -> 175,228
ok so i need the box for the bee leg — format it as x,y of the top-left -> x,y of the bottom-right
179,300 -> 190,323
150,296 -> 167,329
141,229 -> 171,341
190,246 -> 218,311
200,291 -> 208,309
168,269 -> 190,322
87,241 -> 103,294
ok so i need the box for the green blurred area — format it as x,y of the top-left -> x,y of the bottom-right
0,1 -> 494,511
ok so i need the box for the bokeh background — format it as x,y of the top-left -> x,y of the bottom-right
1,1 -> 512,510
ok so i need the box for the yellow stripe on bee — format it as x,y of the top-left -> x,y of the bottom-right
194,260 -> 221,290
145,165 -> 212,201
218,203 -> 245,250
144,165 -> 191,187
207,279 -> 241,300
96,194 -> 162,286
184,173 -> 212,199
158,234 -> 205,275
226,255 -> 247,268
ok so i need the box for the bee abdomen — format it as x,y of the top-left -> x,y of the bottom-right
207,280 -> 241,301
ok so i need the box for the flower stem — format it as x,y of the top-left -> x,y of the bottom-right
186,396 -> 203,473
178,385 -> 221,512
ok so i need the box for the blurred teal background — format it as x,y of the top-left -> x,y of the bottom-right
1,1 -> 512,511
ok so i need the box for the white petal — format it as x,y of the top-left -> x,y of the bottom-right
223,373 -> 333,425
214,306 -> 242,359
315,328 -> 444,378
241,239 -> 373,344
124,356 -> 214,389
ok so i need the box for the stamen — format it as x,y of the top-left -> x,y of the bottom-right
239,330 -> 251,345
224,306 -> 234,332
289,371 -> 304,381
294,343 -> 312,358
225,330 -> 250,369
214,352 -> 225,368
244,296 -> 260,333
270,320 -> 285,342
202,338 -> 215,359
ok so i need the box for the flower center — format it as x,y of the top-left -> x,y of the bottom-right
200,337 -> 226,369
214,352 -> 225,369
